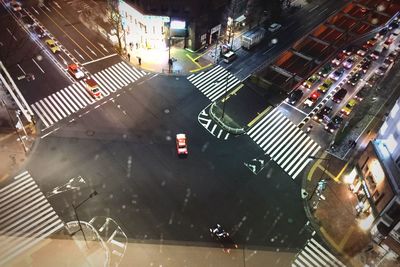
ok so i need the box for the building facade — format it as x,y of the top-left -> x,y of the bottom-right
346,97 -> 400,258
118,0 -> 248,51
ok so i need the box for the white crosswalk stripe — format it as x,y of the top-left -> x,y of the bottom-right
248,108 -> 321,179
198,108 -> 230,140
0,171 -> 64,266
31,62 -> 146,129
292,238 -> 346,267
187,65 -> 241,101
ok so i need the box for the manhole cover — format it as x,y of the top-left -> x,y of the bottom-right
86,130 -> 95,136
164,109 -> 170,114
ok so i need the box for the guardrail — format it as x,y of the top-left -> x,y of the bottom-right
209,102 -> 246,135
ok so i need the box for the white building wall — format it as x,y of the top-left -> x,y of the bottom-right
119,1 -> 168,49
378,98 -> 400,164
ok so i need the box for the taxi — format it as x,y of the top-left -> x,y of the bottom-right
302,75 -> 319,89
68,64 -> 85,79
45,39 -> 60,54
318,78 -> 333,93
341,99 -> 358,116
84,78 -> 101,99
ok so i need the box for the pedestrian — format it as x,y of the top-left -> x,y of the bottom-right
127,53 -> 130,61
129,42 -> 133,50
138,57 -> 141,65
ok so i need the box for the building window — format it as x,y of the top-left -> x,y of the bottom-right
385,134 -> 397,153
391,103 -> 399,118
380,121 -> 388,136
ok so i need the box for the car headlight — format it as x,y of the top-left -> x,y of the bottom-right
313,116 -> 318,120
330,129 -> 334,133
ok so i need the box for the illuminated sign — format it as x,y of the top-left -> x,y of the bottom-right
171,20 -> 186,29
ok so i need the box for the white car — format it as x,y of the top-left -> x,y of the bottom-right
268,23 -> 282,33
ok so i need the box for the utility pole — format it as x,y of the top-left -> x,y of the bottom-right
71,191 -> 98,248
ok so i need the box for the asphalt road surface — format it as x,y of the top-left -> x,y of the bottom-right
26,74 -> 313,251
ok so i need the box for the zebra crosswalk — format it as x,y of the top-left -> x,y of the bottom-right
31,61 -> 146,129
0,171 -> 64,266
247,108 -> 321,179
292,238 -> 346,267
187,65 -> 241,102
198,107 -> 230,140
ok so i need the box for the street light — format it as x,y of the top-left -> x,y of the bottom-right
71,190 -> 98,248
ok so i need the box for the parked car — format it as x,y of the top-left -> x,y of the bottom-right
341,99 -> 358,115
303,75 -> 319,88
303,91 -> 321,107
348,71 -> 363,86
361,58 -> 372,73
286,89 -> 304,105
332,88 -> 347,103
331,52 -> 346,66
357,48 -> 367,57
355,86 -> 369,101
325,115 -> 344,133
387,51 -> 398,62
313,106 -> 332,123
318,78 -> 334,93
318,64 -> 333,77
329,68 -> 345,81
375,65 -> 389,76
343,57 -> 355,69
210,224 -> 238,253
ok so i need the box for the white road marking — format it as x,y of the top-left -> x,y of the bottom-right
53,1 -> 61,9
74,49 -> 85,60
32,58 -> 45,73
58,54 -> 68,65
81,53 -> 119,66
97,42 -> 108,52
31,7 -> 40,15
17,64 -> 26,75
86,46 -> 97,56
6,28 -> 17,41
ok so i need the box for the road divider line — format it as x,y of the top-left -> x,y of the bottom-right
32,58 -> 45,73
51,7 -> 107,56
17,64 -> 26,75
81,53 -> 118,66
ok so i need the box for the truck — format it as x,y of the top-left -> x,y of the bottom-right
241,28 -> 266,50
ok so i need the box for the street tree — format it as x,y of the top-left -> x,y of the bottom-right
106,0 -> 125,54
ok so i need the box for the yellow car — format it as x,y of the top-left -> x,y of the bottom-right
318,78 -> 333,93
303,75 -> 319,88
45,39 -> 60,53
341,99 -> 358,115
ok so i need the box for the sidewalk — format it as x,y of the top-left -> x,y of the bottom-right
0,101 -> 36,183
302,150 -> 400,267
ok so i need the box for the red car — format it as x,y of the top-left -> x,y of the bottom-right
68,64 -> 85,79
176,134 -> 188,155
303,91 -> 321,107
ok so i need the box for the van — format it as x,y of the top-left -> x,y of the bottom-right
222,51 -> 237,63
393,28 -> 400,36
